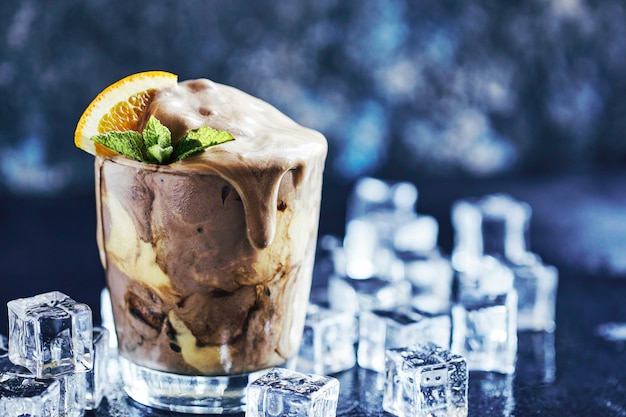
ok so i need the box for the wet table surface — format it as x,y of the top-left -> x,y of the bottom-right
2,174 -> 626,416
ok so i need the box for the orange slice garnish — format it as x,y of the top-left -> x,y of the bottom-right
74,71 -> 178,156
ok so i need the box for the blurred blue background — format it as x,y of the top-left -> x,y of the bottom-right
1,0 -> 625,193
1,0 -> 626,313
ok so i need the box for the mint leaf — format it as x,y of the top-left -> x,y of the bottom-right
90,117 -> 233,164
91,131 -> 148,162
143,116 -> 172,148
143,116 -> 173,163
173,126 -> 234,161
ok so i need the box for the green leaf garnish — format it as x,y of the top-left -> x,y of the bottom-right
143,115 -> 172,148
90,116 -> 234,164
173,126 -> 235,161
92,131 -> 147,162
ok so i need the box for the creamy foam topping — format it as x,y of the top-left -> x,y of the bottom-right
141,79 -> 328,249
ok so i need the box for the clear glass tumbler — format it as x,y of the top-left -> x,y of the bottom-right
94,150 -> 325,413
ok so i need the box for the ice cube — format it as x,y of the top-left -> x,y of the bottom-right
328,274 -> 412,316
0,354 -> 87,417
246,367 -> 340,417
84,327 -> 110,410
513,255 -> 559,332
451,287 -> 517,374
358,307 -> 451,373
7,291 -> 93,377
296,304 -> 357,375
452,195 -> 558,332
0,373 -> 61,417
383,343 -> 468,417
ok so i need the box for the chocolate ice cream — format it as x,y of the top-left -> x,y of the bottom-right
95,79 -> 327,375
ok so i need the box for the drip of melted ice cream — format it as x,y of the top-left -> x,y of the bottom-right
96,79 -> 327,375
143,78 -> 327,249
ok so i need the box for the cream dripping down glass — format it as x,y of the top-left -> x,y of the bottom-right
95,79 -> 327,413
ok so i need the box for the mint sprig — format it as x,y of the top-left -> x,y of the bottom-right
91,116 -> 234,164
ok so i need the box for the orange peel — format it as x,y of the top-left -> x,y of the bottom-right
74,71 -> 178,156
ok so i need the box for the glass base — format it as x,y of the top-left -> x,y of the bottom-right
118,356 -> 267,414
